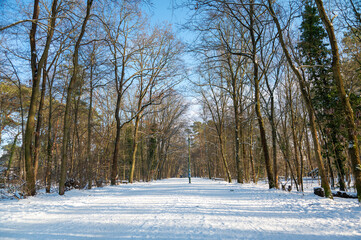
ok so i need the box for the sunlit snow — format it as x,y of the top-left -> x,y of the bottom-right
0,178 -> 360,239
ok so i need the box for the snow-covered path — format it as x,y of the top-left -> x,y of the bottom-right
0,178 -> 360,240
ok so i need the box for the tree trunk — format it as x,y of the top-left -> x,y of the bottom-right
249,124 -> 257,184
333,134 -> 347,191
288,86 -> 301,188
24,0 -> 41,196
233,96 -> 243,183
250,0 -> 274,188
45,83 -> 53,193
6,133 -> 20,181
315,0 -> 361,202
205,125 -> 212,179
129,115 -> 141,183
270,93 -> 278,188
86,58 -> 94,189
241,127 -> 250,183
254,77 -> 274,188
279,121 -> 299,191
33,61 -> 47,182
59,0 -> 93,195
218,134 -> 232,183
267,0 -> 332,198
298,131 -> 305,192
111,96 -> 122,185
25,0 -> 58,196
304,124 -> 314,172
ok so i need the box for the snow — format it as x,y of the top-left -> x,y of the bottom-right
0,178 -> 360,240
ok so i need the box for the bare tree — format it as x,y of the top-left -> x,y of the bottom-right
198,66 -> 232,183
128,26 -> 183,183
59,0 -> 93,195
267,0 -> 332,198
315,0 -> 361,202
24,0 -> 59,196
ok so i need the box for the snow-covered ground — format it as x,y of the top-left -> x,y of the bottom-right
0,178 -> 360,240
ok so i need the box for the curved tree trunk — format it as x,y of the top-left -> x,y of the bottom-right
254,77 -> 275,188
267,0 -> 332,198
250,0 -> 274,189
315,0 -> 361,202
25,0 -> 58,196
59,0 -> 93,195
218,135 -> 232,183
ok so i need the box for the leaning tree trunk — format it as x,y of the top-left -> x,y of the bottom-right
315,0 -> 361,202
6,133 -> 20,181
267,0 -> 332,198
218,134 -> 232,183
254,73 -> 274,188
250,0 -> 274,188
25,0 -> 40,193
59,0 -> 93,195
24,0 -> 58,196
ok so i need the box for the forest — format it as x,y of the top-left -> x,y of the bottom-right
0,0 -> 360,204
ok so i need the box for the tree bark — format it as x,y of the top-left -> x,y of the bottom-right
25,0 -> 58,196
251,0 -> 274,188
6,133 -> 20,181
249,124 -> 257,184
45,82 -> 53,193
129,115 -> 141,183
233,90 -> 243,183
265,72 -> 279,188
86,54 -> 94,189
33,60 -> 47,182
288,85 -> 301,188
315,0 -> 361,202
110,63 -> 122,185
267,0 -> 332,198
59,0 -> 93,195
270,94 -> 278,188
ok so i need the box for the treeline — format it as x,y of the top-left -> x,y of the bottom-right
0,0 -> 188,196
183,0 -> 361,201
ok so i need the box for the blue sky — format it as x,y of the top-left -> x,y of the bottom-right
150,1 -> 184,24
150,0 -> 178,24
148,1 -> 201,121
147,0 -> 195,43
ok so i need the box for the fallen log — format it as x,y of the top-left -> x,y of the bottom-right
314,187 -> 325,197
314,187 -> 358,199
332,191 -> 358,199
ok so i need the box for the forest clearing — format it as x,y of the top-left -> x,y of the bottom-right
1,178 -> 360,240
